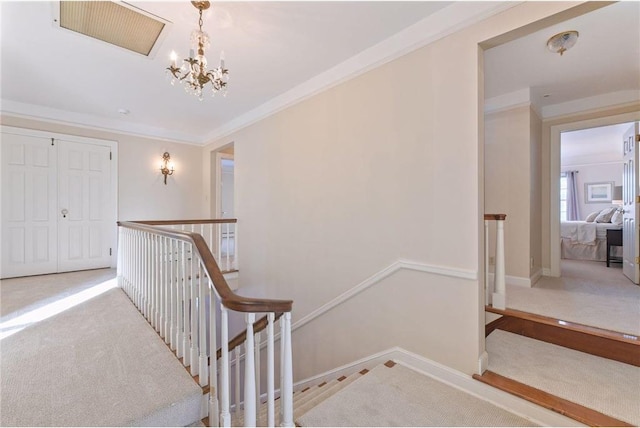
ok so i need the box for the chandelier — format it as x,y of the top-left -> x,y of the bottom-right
166,1 -> 229,100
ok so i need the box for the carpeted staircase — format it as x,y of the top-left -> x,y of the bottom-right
232,361 -> 540,427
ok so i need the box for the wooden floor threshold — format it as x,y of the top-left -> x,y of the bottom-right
473,370 -> 633,427
486,306 -> 639,367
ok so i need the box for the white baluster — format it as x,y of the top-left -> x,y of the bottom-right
183,242 -> 192,367
220,305 -> 231,427
176,241 -> 184,359
170,239 -> 176,351
235,347 -> 241,414
154,235 -> 160,331
233,223 -> 238,271
209,279 -> 219,427
266,313 -> 275,428
244,313 -> 256,427
159,236 -> 166,338
484,219 -> 491,306
281,313 -> 293,427
493,218 -> 506,310
199,260 -> 208,385
279,315 -> 285,424
190,243 -> 199,375
255,330 -> 261,418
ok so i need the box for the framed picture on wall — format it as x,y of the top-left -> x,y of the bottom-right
585,181 -> 614,203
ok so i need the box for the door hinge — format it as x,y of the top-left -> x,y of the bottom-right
51,138 -> 55,146
635,134 -> 640,143
109,248 -> 112,256
636,195 -> 640,204
635,256 -> 639,264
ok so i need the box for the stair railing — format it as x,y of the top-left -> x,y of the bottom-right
484,214 -> 507,310
117,220 -> 293,427
138,219 -> 238,273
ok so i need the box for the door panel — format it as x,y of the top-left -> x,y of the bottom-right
57,140 -> 112,272
1,134 -> 58,278
622,122 -> 639,284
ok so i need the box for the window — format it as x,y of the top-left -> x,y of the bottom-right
560,173 -> 567,221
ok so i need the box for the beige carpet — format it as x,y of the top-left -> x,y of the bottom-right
1,279 -> 202,426
297,364 -> 538,427
487,329 -> 640,426
507,260 -> 640,335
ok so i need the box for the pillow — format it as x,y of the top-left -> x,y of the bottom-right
611,209 -> 623,225
585,211 -> 599,222
595,207 -> 617,223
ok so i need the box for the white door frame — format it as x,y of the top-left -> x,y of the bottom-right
549,111 -> 640,277
0,125 -> 118,271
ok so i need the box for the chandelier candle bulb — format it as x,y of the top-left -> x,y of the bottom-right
170,51 -> 178,68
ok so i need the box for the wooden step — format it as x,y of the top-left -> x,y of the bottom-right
473,371 -> 633,427
486,306 -> 639,366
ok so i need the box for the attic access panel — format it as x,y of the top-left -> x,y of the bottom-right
56,1 -> 169,57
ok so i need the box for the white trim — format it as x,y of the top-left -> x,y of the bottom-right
484,88 -> 531,115
542,90 -> 640,119
542,267 -> 552,276
291,259 -> 477,333
0,100 -> 201,146
202,1 -> 519,144
487,270 -> 541,288
549,111 -> 640,278
478,351 -> 489,374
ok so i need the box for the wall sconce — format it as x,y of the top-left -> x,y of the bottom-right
160,152 -> 175,185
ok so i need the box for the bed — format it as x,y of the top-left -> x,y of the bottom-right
561,221 -> 622,261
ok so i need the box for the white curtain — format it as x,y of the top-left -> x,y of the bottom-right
566,170 -> 580,221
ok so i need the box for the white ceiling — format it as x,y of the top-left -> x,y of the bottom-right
561,123 -> 632,164
1,1 -> 639,146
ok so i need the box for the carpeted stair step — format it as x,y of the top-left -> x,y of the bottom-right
296,362 -> 538,426
481,329 -> 639,426
294,372 -> 364,421
0,287 -> 203,427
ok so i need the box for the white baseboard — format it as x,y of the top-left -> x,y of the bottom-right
542,268 -> 552,276
488,272 -> 539,288
392,349 -> 583,427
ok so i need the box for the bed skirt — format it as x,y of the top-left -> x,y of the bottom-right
561,237 -> 622,262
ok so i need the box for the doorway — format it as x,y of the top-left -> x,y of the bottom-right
0,127 -> 117,279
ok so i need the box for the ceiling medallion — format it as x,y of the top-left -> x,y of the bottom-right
546,31 -> 579,56
166,1 -> 229,100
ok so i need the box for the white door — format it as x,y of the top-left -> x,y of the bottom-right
622,122 -> 639,284
0,134 -> 58,278
216,153 -> 234,257
57,140 -> 113,272
1,129 -> 115,279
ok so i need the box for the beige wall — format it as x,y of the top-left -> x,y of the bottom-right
485,105 -> 532,279
530,107 -> 543,276
203,2 -> 582,377
541,103 -> 640,270
0,116 -> 204,221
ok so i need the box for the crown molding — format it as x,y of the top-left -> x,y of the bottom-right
0,99 -> 202,146
541,90 -> 640,119
203,1 -> 520,145
2,2 -> 519,147
484,88 -> 532,115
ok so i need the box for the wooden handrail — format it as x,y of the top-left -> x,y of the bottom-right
133,219 -> 238,225
484,214 -> 507,221
216,313 -> 284,360
118,221 -> 292,313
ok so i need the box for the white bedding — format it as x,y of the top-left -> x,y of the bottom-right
560,221 -> 622,261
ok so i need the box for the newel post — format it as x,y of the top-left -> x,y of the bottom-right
485,214 -> 507,310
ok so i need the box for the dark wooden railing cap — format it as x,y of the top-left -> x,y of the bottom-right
484,214 -> 507,221
118,220 -> 292,313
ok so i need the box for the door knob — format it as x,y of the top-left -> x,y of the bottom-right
61,208 -> 68,218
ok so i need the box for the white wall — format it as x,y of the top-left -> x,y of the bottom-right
203,2 -> 584,378
0,116 -> 204,221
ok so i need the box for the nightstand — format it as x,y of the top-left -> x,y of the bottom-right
606,228 -> 623,267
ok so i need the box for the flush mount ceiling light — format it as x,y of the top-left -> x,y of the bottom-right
166,1 -> 229,101
547,31 -> 579,56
